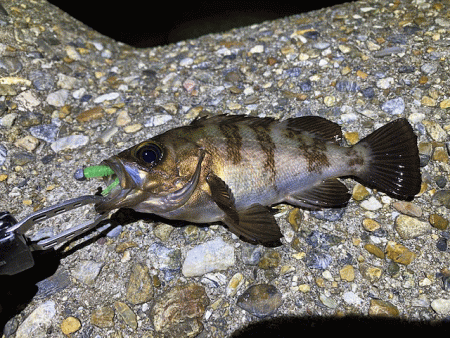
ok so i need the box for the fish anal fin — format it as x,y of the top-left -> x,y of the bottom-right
286,178 -> 351,209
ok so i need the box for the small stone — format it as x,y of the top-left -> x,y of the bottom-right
14,135 -> 39,152
385,241 -> 415,265
395,215 -> 430,239
258,250 -> 281,270
148,242 -> 181,280
71,260 -> 103,286
115,241 -> 138,253
352,184 -> 369,200
360,196 -> 382,211
339,265 -> 355,282
392,201 -> 422,217
362,218 -> 381,232
60,316 -> 81,335
432,190 -> 450,208
114,301 -> 137,330
51,135 -> 89,152
440,98 -> 450,109
305,250 -> 332,270
123,123 -> 142,133
324,95 -> 336,107
179,57 -> 194,67
343,291 -> 363,307
429,214 -> 449,230
344,131 -> 360,145
381,97 -> 405,115
29,123 -> 60,143
65,45 -> 81,60
151,283 -> 209,333
433,147 -> 449,163
77,106 -> 104,122
98,126 -> 119,144
15,301 -> 56,338
115,109 -> 131,126
421,96 -> 436,107
91,306 -> 114,328
236,284 -> 283,318
364,243 -> 385,259
250,45 -> 265,54
144,113 -> 173,127
422,120 -> 447,142
319,293 -> 338,309
368,299 -> 400,317
182,237 -> 235,277
226,272 -> 245,296
126,263 -> 153,304
93,92 -> 120,103
376,77 -> 394,89
431,298 -> 450,314
359,264 -> 382,282
46,89 -> 69,107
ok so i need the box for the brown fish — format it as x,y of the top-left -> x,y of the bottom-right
94,115 -> 421,246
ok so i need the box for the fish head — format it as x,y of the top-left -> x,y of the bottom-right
95,137 -> 205,214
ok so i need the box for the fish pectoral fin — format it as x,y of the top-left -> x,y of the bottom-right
206,173 -> 282,246
286,178 -> 351,209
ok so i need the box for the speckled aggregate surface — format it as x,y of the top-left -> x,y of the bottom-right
1,0 -> 450,336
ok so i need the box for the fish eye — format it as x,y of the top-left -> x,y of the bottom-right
135,142 -> 163,165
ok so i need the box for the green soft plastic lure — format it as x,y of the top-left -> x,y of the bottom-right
74,165 -> 119,196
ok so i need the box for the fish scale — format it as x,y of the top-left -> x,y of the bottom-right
93,115 -> 421,246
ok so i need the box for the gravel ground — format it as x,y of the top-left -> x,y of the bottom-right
1,0 -> 450,336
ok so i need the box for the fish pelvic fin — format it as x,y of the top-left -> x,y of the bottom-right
206,173 -> 283,246
353,118 -> 421,200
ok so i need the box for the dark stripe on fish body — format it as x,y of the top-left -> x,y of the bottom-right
219,122 -> 242,164
249,123 -> 277,183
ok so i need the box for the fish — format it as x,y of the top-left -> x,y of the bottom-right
93,114 -> 421,246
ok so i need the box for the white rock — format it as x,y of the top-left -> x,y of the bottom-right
360,196 -> 382,211
15,301 -> 56,338
51,134 -> 89,152
93,92 -> 120,103
250,45 -> 264,54
431,298 -> 450,314
343,291 -> 363,306
46,89 -> 69,107
182,237 -> 235,277
15,90 -> 40,110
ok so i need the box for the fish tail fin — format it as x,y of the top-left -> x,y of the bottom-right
354,118 -> 421,200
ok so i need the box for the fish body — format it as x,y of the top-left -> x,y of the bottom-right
95,115 -> 421,245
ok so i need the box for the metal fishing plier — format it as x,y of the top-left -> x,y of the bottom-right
0,195 -> 107,276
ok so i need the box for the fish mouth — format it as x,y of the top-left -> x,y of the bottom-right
94,157 -> 148,213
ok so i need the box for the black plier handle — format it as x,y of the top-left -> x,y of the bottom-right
0,195 -> 106,275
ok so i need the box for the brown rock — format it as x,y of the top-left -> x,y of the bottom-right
429,214 -> 449,230
76,106 -> 104,122
385,242 -> 415,265
126,263 -> 153,305
364,243 -> 385,259
237,284 -> 283,318
91,306 -> 114,328
368,299 -> 399,317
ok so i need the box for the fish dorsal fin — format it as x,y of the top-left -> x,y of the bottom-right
286,178 -> 351,209
206,173 -> 282,246
191,114 -> 274,128
285,116 -> 343,144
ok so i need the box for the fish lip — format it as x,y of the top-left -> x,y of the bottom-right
94,157 -> 136,212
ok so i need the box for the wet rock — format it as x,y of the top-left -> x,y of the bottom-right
392,201 -> 422,217
151,283 -> 209,335
364,243 -> 385,259
126,263 -> 153,305
51,134 -> 89,152
91,306 -> 114,328
429,214 -> 449,230
60,316 -> 81,335
395,215 -> 430,239
15,301 -> 56,338
237,284 -> 282,318
71,260 -> 103,286
368,299 -> 400,317
385,242 -> 415,265
114,301 -> 137,330
182,237 -> 235,277
432,190 -> 450,208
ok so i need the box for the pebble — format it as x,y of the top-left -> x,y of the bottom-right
359,264 -> 382,282
15,301 -> 56,338
98,126 -> 119,144
123,123 -> 142,133
60,316 -> 81,335
115,109 -> 131,126
342,291 -> 363,307
91,306 -> 114,328
77,106 -> 104,123
431,298 -> 450,314
236,284 -> 282,318
364,243 -> 385,259
114,301 -> 138,330
360,196 -> 382,211
29,70 -> 54,91
0,56 -> 22,74
368,299 -> 399,317
29,123 -> 60,143
373,46 -> 405,57
258,250 -> 281,270
14,135 -> 39,152
71,260 -> 103,286
36,269 -> 71,299
429,214 -> 449,230
392,201 -> 422,217
226,272 -> 245,296
422,120 -> 447,142
241,243 -> 264,265
305,249 -> 332,270
148,242 -> 181,280
15,90 -> 40,110
0,144 -> 7,166
93,92 -> 120,103
250,45 -> 265,54
421,63 -> 438,75
46,89 -> 69,107
51,134 -> 89,152
395,215 -> 430,239
362,218 -> 381,232
126,263 -> 153,304
385,241 -> 415,265
150,283 -> 209,334
310,207 -> 346,221
319,293 -> 338,309
381,97 -> 405,117
144,113 -> 173,127
182,237 -> 235,277
339,265 -> 355,282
